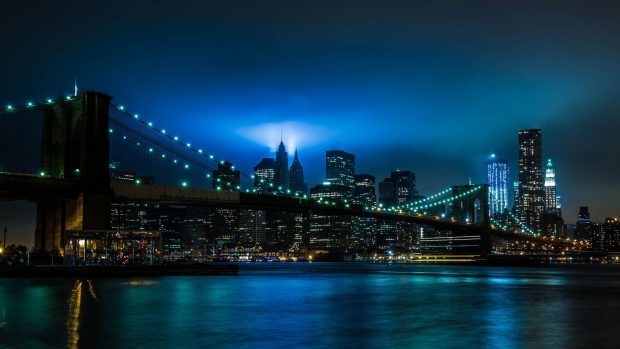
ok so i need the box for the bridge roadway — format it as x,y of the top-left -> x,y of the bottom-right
0,173 -> 576,246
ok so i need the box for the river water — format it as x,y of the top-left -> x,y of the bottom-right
1,263 -> 619,348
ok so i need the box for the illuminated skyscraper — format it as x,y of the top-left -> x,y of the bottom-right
289,150 -> 308,195
274,141 -> 289,192
353,174 -> 376,207
325,150 -> 355,191
486,155 -> 509,217
253,158 -> 275,192
575,206 -> 592,241
544,159 -> 558,214
518,129 -> 544,229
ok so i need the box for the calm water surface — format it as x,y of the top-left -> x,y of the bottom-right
1,263 -> 619,348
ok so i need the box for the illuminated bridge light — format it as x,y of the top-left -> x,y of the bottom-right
186,143 -> 191,147
161,154 -> 166,158
65,96 -> 72,100
174,136 -> 179,141
122,136 -> 127,140
46,98 -> 53,104
148,122 -> 153,127
206,174 -> 211,178
6,105 -> 13,111
181,181 -> 188,187
161,129 -> 166,134
148,148 -> 153,152
26,101 -> 34,107
184,164 -> 189,169
173,159 -> 178,164
109,129 -> 114,133
198,149 -> 202,153
118,105 -> 125,110
209,155 -> 214,159
134,114 -> 139,119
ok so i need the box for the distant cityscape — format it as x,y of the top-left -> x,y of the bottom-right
106,128 -> 619,261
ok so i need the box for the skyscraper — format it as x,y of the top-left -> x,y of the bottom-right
544,159 -> 558,214
253,158 -> 276,192
575,206 -> 592,241
289,150 -> 308,195
274,141 -> 289,192
212,160 -> 240,191
391,170 -> 417,204
325,150 -> 355,191
353,174 -> 376,207
378,177 -> 396,207
486,156 -> 509,217
518,129 -> 544,230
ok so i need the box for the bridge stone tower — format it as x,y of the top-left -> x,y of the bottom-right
35,91 -> 112,253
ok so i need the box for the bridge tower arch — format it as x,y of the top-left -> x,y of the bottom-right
35,91 -> 112,253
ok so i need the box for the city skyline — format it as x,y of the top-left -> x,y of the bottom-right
2,1 -> 620,225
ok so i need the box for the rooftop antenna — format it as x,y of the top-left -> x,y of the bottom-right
74,77 -> 78,97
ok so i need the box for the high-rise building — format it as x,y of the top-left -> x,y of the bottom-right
253,158 -> 275,192
575,206 -> 592,241
512,181 -> 520,213
486,156 -> 509,217
391,170 -> 417,204
274,141 -> 289,192
544,159 -> 558,214
212,160 -> 240,191
603,218 -> 620,252
518,129 -> 544,230
378,177 -> 396,207
352,174 -> 377,248
353,174 -> 376,207
309,183 -> 352,248
325,150 -> 355,191
289,150 -> 308,195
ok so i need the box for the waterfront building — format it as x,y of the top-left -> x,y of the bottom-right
309,183 -> 352,248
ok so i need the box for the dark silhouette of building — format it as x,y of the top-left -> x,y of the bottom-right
212,160 -> 240,191
575,206 -> 592,241
289,150 -> 308,195
517,129 -> 544,230
253,158 -> 276,192
379,177 -> 396,207
391,170 -> 417,204
274,141 -> 289,192
325,150 -> 355,191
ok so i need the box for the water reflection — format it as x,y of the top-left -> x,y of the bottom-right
66,280 -> 82,349
0,264 -> 618,348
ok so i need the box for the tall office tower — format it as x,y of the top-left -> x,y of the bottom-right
352,174 -> 377,248
274,141 -> 289,192
486,156 -> 509,217
288,150 -> 308,195
512,181 -> 520,213
603,218 -> 620,252
353,174 -> 376,207
518,129 -> 544,230
391,170 -> 417,204
253,158 -> 275,192
575,206 -> 592,241
309,183 -> 353,248
379,177 -> 396,207
325,150 -> 355,191
212,160 -> 240,191
544,159 -> 558,214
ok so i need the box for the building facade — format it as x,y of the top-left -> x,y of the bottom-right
325,150 -> 355,191
518,129 -> 544,230
486,157 -> 509,217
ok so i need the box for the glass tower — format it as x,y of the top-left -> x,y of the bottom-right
487,156 -> 509,217
518,129 -> 544,229
325,150 -> 355,191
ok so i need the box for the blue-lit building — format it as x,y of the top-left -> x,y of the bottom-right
486,155 -> 509,217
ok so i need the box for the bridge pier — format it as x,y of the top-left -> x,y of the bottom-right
35,91 -> 112,254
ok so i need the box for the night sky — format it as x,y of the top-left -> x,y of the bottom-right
2,0 -> 620,246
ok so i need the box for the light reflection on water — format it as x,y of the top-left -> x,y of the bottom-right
0,264 -> 619,348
